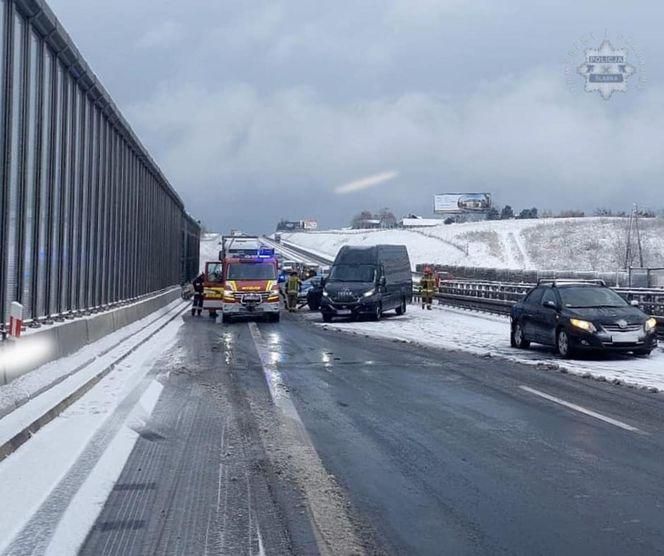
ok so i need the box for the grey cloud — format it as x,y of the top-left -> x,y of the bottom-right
47,0 -> 664,231
137,21 -> 186,50
126,70 -> 664,231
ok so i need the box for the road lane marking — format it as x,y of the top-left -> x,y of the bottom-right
248,323 -> 302,424
247,321 -> 365,556
519,385 -> 642,433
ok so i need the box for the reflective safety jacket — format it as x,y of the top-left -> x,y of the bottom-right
286,275 -> 301,294
420,275 -> 436,293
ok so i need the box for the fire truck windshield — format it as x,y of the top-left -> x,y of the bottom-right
206,263 -> 223,283
227,262 -> 276,281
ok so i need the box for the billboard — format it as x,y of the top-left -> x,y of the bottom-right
276,219 -> 319,231
276,220 -> 300,231
434,193 -> 492,214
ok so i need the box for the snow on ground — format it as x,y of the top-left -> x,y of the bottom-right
0,314 -> 183,554
282,217 -> 664,272
0,298 -> 183,417
311,305 -> 664,391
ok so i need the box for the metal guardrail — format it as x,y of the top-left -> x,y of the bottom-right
434,279 -> 664,315
416,264 -> 664,289
0,0 -> 200,337
434,280 -> 664,339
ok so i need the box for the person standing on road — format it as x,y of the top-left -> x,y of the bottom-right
192,273 -> 205,316
420,267 -> 436,310
286,271 -> 301,312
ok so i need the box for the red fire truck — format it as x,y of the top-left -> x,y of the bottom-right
220,246 -> 281,323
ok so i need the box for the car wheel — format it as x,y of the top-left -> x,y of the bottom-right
556,328 -> 573,358
634,348 -> 652,357
222,314 -> 231,324
308,301 -> 319,311
322,313 -> 332,323
511,321 -> 530,349
395,297 -> 406,315
373,303 -> 382,321
271,312 -> 281,323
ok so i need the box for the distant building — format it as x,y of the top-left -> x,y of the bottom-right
355,219 -> 382,229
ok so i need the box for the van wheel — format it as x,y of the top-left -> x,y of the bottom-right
395,297 -> 406,315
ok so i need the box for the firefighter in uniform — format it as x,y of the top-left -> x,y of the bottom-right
286,271 -> 301,312
420,267 -> 436,310
192,273 -> 205,316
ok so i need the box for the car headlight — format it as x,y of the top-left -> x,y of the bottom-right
645,317 -> 657,332
362,289 -> 375,298
322,290 -> 329,297
570,318 -> 597,333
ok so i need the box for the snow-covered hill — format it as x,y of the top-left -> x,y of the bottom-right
281,217 -> 664,272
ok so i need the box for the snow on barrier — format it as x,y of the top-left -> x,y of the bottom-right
414,263 -> 663,289
0,287 -> 181,385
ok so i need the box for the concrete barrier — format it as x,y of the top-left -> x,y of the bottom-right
0,287 -> 181,385
86,312 -> 116,343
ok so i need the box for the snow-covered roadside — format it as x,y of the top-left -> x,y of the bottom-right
313,305 -> 664,392
281,217 -> 664,272
0,315 -> 183,554
0,298 -> 184,417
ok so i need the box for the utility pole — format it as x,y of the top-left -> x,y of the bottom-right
636,208 -> 644,268
624,204 -> 644,270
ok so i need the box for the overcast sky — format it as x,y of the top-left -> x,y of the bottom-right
49,0 -> 664,233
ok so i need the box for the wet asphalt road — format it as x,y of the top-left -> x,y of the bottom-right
85,308 -> 664,555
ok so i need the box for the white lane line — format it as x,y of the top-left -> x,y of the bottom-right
519,385 -> 642,433
247,322 -> 302,424
45,380 -> 165,555
247,321 -> 362,556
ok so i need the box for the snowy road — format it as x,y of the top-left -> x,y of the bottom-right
3,307 -> 664,554
315,304 -> 664,392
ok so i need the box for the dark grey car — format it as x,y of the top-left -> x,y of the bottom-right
510,280 -> 658,358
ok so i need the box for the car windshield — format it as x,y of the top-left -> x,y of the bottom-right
227,263 -> 276,280
559,287 -> 628,308
329,264 -> 376,283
